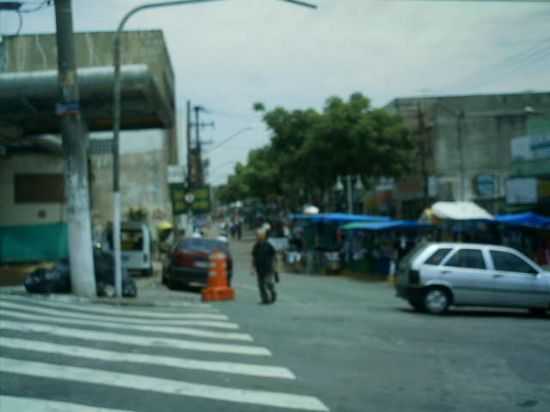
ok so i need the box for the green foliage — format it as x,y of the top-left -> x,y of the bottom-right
217,93 -> 413,208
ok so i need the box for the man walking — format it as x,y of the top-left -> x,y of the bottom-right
252,229 -> 277,304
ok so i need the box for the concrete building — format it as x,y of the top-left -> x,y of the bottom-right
377,91 -> 550,219
89,142 -> 173,233
0,31 -> 177,263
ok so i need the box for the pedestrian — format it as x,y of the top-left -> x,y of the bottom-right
252,228 -> 277,304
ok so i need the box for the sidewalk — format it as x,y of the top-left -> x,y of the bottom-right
0,261 -> 203,308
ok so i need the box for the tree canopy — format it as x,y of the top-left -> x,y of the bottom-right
216,92 -> 413,209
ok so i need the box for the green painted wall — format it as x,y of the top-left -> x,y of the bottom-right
0,223 -> 68,263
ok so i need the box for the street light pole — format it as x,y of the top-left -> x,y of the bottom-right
112,0 -> 317,297
112,0 -> 223,297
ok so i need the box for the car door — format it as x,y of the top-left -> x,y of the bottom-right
438,247 -> 493,305
488,249 -> 546,307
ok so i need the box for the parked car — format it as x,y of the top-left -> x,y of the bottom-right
395,242 -> 550,315
24,248 -> 137,297
104,222 -> 154,276
162,238 -> 232,290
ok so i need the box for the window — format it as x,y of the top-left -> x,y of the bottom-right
424,248 -> 452,266
444,249 -> 486,270
14,174 -> 65,203
121,229 -> 144,252
490,251 -> 538,275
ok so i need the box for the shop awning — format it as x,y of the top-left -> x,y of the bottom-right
291,213 -> 390,223
495,212 -> 550,229
341,220 -> 432,231
425,201 -> 494,221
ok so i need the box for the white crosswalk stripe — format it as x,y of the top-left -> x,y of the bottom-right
0,395 -> 135,412
0,337 -> 295,379
0,358 -> 329,411
0,299 -> 238,328
0,295 -> 329,411
0,319 -> 269,356
0,294 -> 223,318
1,307 -> 253,341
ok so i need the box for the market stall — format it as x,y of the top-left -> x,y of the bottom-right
420,201 -> 498,243
494,212 -> 550,266
340,220 -> 433,276
286,213 -> 390,274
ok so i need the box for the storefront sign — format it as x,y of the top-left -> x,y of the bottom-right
506,178 -> 537,205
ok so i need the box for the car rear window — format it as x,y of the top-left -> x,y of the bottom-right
398,241 -> 430,272
424,248 -> 452,266
177,238 -> 228,253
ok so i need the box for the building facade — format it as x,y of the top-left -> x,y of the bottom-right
376,91 -> 550,219
0,31 -> 177,263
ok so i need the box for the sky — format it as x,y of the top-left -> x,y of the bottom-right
1,0 -> 549,185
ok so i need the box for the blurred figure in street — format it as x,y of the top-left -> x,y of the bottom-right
252,228 -> 277,304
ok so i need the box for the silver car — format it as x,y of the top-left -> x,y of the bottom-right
395,242 -> 550,315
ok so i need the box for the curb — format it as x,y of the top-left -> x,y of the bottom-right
0,288 -> 205,308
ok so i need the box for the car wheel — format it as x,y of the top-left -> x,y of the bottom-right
423,288 -> 451,315
528,307 -> 547,317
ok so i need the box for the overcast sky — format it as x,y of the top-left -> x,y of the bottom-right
2,0 -> 549,184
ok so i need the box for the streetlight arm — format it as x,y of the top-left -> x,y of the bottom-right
278,0 -> 317,8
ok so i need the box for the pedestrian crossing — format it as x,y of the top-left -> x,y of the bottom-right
0,294 -> 329,412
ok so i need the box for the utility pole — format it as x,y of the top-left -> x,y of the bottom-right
457,110 -> 466,201
417,103 -> 429,208
186,100 -> 192,188
346,175 -> 353,214
54,0 -> 96,297
194,105 -> 202,186
190,105 -> 214,187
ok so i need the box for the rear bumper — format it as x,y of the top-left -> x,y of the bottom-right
168,267 -> 209,286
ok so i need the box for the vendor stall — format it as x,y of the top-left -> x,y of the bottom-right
340,220 -> 433,276
286,213 -> 390,274
494,212 -> 550,266
420,201 -> 498,243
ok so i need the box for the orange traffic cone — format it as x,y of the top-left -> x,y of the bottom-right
201,252 -> 235,302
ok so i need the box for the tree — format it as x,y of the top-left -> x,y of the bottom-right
219,92 -> 413,211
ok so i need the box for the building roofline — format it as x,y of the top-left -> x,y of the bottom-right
385,90 -> 550,107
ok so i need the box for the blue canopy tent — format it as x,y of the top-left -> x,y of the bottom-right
495,212 -> 550,230
291,213 -> 390,223
341,220 -> 432,231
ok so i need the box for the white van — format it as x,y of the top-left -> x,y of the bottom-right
118,222 -> 154,276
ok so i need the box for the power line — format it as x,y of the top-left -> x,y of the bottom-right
448,37 -> 550,92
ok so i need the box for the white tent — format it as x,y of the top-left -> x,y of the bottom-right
429,201 -> 494,221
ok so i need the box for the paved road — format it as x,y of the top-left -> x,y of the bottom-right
1,236 -> 549,412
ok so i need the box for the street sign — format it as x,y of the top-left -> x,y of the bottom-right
167,165 -> 186,183
191,187 -> 210,213
169,183 -> 187,215
169,185 -> 210,215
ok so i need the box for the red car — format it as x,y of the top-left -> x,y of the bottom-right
162,238 -> 233,290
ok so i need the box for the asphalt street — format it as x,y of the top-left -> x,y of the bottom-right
0,236 -> 549,412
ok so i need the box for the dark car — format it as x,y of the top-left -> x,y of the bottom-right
24,249 -> 137,298
162,238 -> 232,290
